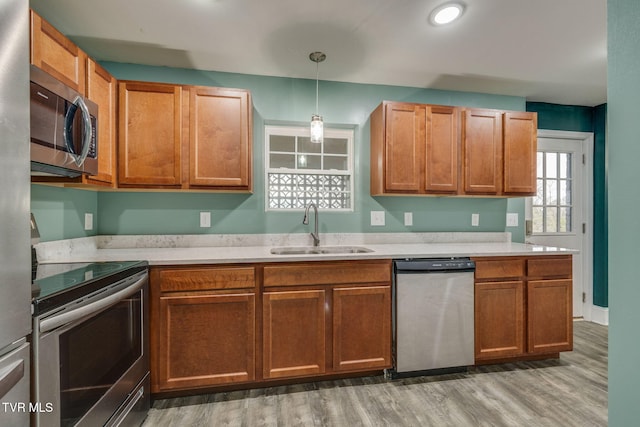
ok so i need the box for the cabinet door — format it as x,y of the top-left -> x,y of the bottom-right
503,111 -> 537,194
30,10 -> 86,94
156,293 -> 255,392
263,290 -> 326,379
527,279 -> 573,354
189,87 -> 252,190
425,105 -> 459,193
118,82 -> 183,187
463,109 -> 503,194
85,59 -> 116,186
333,286 -> 391,371
475,280 -> 524,360
384,103 -> 425,192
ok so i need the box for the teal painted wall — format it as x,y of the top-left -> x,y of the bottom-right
527,102 -> 609,308
85,62 -> 526,239
608,0 -> 640,424
31,184 -> 98,241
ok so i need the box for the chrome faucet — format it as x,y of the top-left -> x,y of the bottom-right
302,203 -> 320,247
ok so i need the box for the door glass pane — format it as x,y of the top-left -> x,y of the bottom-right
559,153 -> 571,178
546,207 -> 558,232
559,207 -> 571,233
559,179 -> 571,205
533,149 -> 574,234
532,207 -> 544,233
546,152 -> 557,178
545,180 -> 557,205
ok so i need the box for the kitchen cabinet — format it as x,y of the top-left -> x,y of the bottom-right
119,81 -> 253,190
262,260 -> 392,380
462,109 -> 503,194
84,59 -> 117,187
370,101 -> 459,195
30,9 -> 86,94
189,86 -> 252,190
473,255 -> 572,363
150,266 -> 257,393
503,112 -> 537,194
262,289 -> 326,379
118,81 -> 185,187
370,101 -> 536,197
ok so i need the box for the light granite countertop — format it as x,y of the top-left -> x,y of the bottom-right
34,232 -> 576,266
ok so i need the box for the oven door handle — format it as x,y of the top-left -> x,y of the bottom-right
40,273 -> 147,333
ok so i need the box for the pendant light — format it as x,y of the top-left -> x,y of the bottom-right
309,51 -> 326,144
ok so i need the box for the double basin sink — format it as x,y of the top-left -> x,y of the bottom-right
270,246 -> 373,255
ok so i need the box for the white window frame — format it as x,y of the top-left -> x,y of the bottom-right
264,124 -> 355,212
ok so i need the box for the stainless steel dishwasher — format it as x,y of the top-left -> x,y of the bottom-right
390,258 -> 475,378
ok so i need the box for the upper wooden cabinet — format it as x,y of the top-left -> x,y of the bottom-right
119,81 -> 253,191
503,111 -> 537,194
30,10 -> 86,94
371,101 -> 536,197
85,59 -> 117,187
370,101 -> 459,195
118,81 -> 184,187
189,86 -> 252,190
462,109 -> 503,194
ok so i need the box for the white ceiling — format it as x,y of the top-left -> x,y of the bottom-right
30,0 -> 607,106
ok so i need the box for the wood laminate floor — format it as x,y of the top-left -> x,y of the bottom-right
143,320 -> 607,426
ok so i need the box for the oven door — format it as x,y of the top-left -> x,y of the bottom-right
33,272 -> 149,427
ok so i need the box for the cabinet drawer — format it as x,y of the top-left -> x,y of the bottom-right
474,258 -> 524,280
527,257 -> 572,278
158,267 -> 256,292
263,261 -> 391,287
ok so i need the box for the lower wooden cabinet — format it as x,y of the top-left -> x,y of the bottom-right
151,260 -> 392,394
473,255 -> 573,363
262,261 -> 393,380
333,286 -> 391,371
157,293 -> 255,391
150,265 -> 257,393
262,289 -> 326,379
475,280 -> 524,360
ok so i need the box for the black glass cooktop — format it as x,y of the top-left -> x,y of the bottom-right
32,261 -> 148,316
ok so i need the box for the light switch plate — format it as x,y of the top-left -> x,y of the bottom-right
471,213 -> 479,227
506,213 -> 519,227
200,211 -> 211,228
404,212 -> 413,226
84,213 -> 93,231
371,211 -> 385,226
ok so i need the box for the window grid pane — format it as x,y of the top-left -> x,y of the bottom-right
268,173 -> 351,209
532,150 -> 573,234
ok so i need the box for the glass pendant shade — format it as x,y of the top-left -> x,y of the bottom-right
310,114 -> 323,143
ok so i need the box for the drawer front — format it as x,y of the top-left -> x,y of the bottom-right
474,258 -> 524,280
158,267 -> 256,292
263,261 -> 392,287
527,256 -> 572,278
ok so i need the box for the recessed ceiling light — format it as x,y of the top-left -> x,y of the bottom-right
430,2 -> 465,26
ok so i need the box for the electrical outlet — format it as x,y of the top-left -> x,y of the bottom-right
200,211 -> 211,228
471,213 -> 479,227
371,211 -> 385,226
506,213 -> 519,227
84,213 -> 93,231
404,212 -> 413,226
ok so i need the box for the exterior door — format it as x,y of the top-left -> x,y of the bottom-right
526,130 -> 593,318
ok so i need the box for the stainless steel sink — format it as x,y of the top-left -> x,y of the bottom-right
270,246 -> 374,255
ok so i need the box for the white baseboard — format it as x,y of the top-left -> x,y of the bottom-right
590,305 -> 609,326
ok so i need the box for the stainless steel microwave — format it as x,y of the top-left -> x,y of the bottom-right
30,65 -> 98,177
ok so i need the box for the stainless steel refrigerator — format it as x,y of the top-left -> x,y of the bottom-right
0,0 -> 32,425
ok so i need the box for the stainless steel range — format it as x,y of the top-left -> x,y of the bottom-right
31,261 -> 150,427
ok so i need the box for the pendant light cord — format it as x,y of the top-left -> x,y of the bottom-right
315,60 -> 319,115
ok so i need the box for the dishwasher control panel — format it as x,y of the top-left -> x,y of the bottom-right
394,258 -> 475,273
